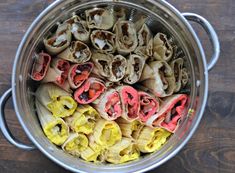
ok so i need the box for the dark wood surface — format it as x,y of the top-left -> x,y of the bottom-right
0,0 -> 234,172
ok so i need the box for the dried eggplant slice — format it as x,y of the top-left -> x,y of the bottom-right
44,23 -> 72,55
35,83 -> 77,118
113,7 -> 126,21
136,126 -> 171,153
170,58 -> 184,92
133,15 -> 148,32
58,41 -> 91,63
108,55 -> 127,82
74,77 -> 106,104
146,94 -> 188,133
116,85 -> 139,122
141,61 -> 175,97
138,91 -> 160,123
123,54 -> 145,84
114,20 -> 138,55
134,24 -> 153,58
68,62 -> 93,89
139,64 -> 155,82
65,14 -> 91,43
93,89 -> 122,121
90,30 -> 116,53
35,100 -> 69,146
106,137 -> 140,164
91,52 -> 112,78
152,33 -> 173,62
181,68 -> 189,88
86,8 -> 115,30
31,52 -> 51,81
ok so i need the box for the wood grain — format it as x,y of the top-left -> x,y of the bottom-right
0,0 -> 235,173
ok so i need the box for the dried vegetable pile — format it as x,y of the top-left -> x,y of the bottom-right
31,7 -> 189,164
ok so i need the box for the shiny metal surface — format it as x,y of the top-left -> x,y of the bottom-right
0,88 -> 35,150
0,0 -> 220,172
182,13 -> 220,71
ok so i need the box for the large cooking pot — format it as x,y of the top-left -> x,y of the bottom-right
0,0 -> 220,172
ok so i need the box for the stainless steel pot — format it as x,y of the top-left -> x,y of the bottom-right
0,0 -> 220,172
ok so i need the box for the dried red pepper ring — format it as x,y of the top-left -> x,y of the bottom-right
74,77 -> 106,104
138,91 -> 159,123
68,62 -> 93,89
31,52 -> 51,81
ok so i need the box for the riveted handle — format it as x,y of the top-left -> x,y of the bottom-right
0,88 -> 35,150
183,13 -> 220,71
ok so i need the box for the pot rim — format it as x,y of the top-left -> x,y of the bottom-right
11,0 -> 208,172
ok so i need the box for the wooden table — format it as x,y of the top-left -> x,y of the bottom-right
0,0 -> 234,172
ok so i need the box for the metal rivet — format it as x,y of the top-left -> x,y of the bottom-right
48,146 -> 54,152
19,75 -> 23,82
196,80 -> 200,87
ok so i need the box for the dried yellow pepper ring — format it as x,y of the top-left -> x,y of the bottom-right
62,133 -> 88,156
106,137 -> 140,164
65,105 -> 99,134
136,127 -> 171,153
93,119 -> 122,147
35,100 -> 69,146
116,118 -> 144,139
36,83 -> 77,118
80,135 -> 105,162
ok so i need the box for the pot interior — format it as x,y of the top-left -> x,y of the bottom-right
13,0 -> 207,172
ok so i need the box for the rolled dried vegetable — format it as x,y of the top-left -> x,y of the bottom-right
32,6 -> 191,165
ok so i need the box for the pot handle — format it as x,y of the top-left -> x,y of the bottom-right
0,88 -> 35,150
182,13 -> 220,71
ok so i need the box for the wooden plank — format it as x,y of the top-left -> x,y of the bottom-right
0,0 -> 234,173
